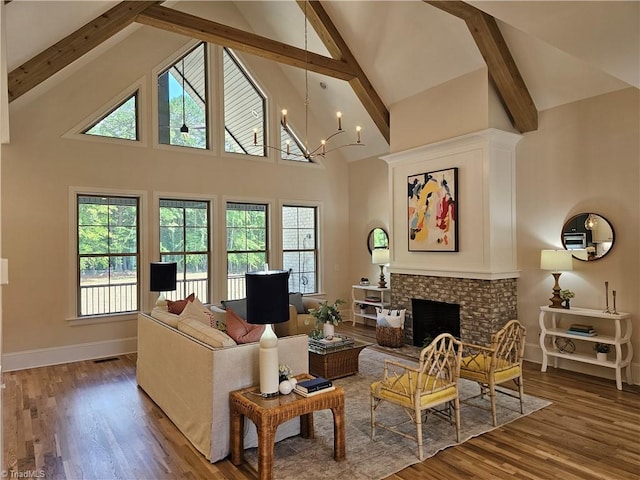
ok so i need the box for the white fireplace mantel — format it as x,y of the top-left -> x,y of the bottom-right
381,128 -> 522,279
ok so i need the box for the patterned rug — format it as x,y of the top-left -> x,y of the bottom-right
243,347 -> 551,480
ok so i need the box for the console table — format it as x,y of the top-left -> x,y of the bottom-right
230,374 -> 345,480
538,306 -> 633,390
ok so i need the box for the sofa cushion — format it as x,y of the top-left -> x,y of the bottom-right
225,308 -> 265,344
150,307 -> 180,327
168,293 -> 195,314
177,317 -> 236,348
221,298 -> 247,320
289,292 -> 306,314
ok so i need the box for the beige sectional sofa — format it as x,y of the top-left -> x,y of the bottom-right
136,311 -> 309,463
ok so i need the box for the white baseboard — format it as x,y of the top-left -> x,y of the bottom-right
2,337 -> 137,372
524,340 -> 638,386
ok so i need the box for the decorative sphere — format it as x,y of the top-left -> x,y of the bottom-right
279,380 -> 293,395
288,377 -> 297,388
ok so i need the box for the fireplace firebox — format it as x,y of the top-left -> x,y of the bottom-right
411,299 -> 461,347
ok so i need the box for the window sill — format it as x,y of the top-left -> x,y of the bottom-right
67,312 -> 138,327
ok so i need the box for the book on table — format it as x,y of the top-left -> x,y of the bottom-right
295,376 -> 332,393
567,329 -> 598,336
568,323 -> 595,332
294,385 -> 336,397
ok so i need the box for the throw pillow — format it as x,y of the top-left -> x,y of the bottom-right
225,307 -> 265,344
150,307 -> 180,328
376,307 -> 406,329
221,298 -> 247,320
179,299 -> 210,324
177,317 -> 236,348
289,292 -> 306,314
167,293 -> 195,314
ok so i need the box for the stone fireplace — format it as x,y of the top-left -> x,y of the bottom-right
391,273 -> 517,346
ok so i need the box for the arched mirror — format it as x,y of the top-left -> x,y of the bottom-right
561,213 -> 615,261
367,227 -> 389,254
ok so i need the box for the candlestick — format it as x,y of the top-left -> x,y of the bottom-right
612,290 -> 618,315
603,281 -> 611,313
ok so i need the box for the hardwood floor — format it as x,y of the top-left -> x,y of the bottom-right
3,324 -> 639,479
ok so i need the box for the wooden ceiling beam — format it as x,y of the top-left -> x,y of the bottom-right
8,1 -> 160,102
135,5 -> 356,81
300,1 -> 390,144
425,1 -> 538,132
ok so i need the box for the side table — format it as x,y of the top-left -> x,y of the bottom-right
230,374 -> 345,480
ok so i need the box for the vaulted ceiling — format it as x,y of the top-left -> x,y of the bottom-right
4,1 -> 638,161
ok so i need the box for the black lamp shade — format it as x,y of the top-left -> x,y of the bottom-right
246,270 -> 289,325
150,262 -> 177,292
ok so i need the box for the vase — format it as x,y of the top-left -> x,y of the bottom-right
323,322 -> 335,339
596,352 -> 607,362
563,299 -> 570,309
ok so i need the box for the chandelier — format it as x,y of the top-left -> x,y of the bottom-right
253,1 -> 364,161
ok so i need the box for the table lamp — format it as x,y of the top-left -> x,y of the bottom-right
150,262 -> 177,307
246,269 -> 290,397
372,248 -> 390,288
540,250 -> 572,308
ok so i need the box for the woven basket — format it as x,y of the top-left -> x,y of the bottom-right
376,326 -> 404,347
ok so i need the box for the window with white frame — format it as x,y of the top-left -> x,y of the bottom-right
282,205 -> 318,293
83,92 -> 139,141
157,43 -> 208,149
159,199 -> 210,303
226,202 -> 268,300
77,195 -> 139,316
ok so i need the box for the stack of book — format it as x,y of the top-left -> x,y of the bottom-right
567,323 -> 597,336
294,376 -> 335,397
308,334 -> 355,353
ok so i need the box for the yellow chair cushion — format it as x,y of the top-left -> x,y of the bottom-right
371,374 -> 457,408
460,355 -> 521,383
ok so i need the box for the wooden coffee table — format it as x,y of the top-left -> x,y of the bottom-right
308,339 -> 370,380
230,374 -> 345,480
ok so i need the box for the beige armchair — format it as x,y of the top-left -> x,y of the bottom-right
459,319 -> 526,427
370,333 -> 463,460
274,297 -> 322,337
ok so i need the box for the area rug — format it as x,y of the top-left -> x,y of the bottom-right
243,347 -> 551,480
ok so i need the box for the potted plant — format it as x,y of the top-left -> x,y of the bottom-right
559,289 -> 575,309
594,343 -> 611,361
306,299 -> 345,339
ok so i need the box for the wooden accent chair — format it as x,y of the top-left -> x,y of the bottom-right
370,333 -> 463,460
459,319 -> 527,427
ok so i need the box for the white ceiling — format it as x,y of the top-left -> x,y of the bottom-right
4,0 -> 639,160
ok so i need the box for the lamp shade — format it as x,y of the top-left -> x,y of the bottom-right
150,262 -> 177,292
372,248 -> 390,265
246,270 -> 290,325
540,250 -> 573,272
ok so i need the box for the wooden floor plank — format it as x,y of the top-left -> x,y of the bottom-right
3,324 -> 639,479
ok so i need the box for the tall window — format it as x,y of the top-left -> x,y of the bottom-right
226,202 -> 268,300
282,205 -> 318,293
160,199 -> 210,303
83,92 -> 138,141
223,48 -> 266,156
158,43 -> 208,149
77,195 -> 139,316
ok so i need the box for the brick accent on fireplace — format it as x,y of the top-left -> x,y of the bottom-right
390,273 -> 517,346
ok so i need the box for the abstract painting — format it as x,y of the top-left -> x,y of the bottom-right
407,167 -> 458,252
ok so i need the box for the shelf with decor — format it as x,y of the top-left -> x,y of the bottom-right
351,285 -> 390,326
538,306 -> 632,390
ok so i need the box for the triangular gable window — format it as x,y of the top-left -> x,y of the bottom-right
83,93 -> 138,140
281,124 -> 311,162
223,48 -> 266,157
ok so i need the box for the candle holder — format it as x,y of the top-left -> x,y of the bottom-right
603,281 -> 611,314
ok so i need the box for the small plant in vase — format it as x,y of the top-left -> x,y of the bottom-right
594,343 -> 611,361
559,289 -> 575,309
306,299 -> 345,340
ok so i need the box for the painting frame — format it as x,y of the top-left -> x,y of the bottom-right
407,167 -> 458,252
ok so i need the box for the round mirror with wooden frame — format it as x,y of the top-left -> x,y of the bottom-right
367,227 -> 389,254
561,213 -> 614,261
